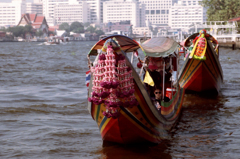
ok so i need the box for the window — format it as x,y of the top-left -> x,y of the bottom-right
146,10 -> 149,14
151,10 -> 155,14
156,10 -> 160,14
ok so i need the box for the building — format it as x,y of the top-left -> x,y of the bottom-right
132,26 -> 152,36
18,13 -> 49,38
102,21 -> 132,33
26,0 -> 43,15
77,0 -> 107,24
42,0 -> 69,26
103,0 -> 146,27
0,31 -> 6,41
139,0 -> 174,27
0,0 -> 26,27
54,1 -> 90,25
169,0 -> 207,29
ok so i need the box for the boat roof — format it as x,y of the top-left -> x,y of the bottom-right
88,35 -> 179,58
88,35 -> 142,56
140,37 -> 179,57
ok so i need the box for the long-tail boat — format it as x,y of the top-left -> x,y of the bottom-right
178,30 -> 223,94
86,35 -> 185,144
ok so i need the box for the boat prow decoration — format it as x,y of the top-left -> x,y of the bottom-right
179,30 -> 223,93
87,35 -> 185,144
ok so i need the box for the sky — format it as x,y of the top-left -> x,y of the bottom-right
0,0 -> 33,2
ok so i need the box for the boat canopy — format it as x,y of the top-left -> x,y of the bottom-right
88,35 -> 179,58
140,37 -> 179,58
88,35 -> 143,56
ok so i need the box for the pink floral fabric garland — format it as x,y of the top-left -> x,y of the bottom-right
88,41 -> 138,119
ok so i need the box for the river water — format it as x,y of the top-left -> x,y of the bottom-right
0,41 -> 239,158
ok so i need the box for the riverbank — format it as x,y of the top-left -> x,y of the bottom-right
219,41 -> 240,50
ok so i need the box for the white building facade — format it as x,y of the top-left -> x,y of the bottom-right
103,0 -> 146,27
76,0 -> 106,24
42,0 -> 102,26
169,0 -> 207,29
132,26 -> 152,36
0,0 -> 26,27
42,0 -> 69,26
139,0 -> 176,27
54,1 -> 90,25
26,2 -> 43,15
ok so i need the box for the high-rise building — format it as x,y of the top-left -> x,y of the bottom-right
77,0 -> 107,24
42,0 -> 68,26
103,0 -> 146,27
0,0 -> 26,27
139,0 -> 172,27
169,0 -> 206,29
43,0 -> 101,26
54,1 -> 90,25
26,1 -> 43,15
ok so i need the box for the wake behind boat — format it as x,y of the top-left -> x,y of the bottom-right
41,37 -> 69,45
86,35 -> 185,144
179,30 -> 223,94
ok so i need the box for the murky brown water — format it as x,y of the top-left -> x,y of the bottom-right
0,42 -> 239,158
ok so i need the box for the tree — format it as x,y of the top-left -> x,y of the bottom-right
70,21 -> 83,31
23,25 -> 33,33
200,0 -> 240,21
23,25 -> 33,36
7,26 -> 25,37
59,22 -> 70,32
73,27 -> 84,33
48,31 -> 55,36
0,27 -> 6,32
86,26 -> 96,33
36,30 -> 43,37
83,22 -> 91,27
95,30 -> 105,36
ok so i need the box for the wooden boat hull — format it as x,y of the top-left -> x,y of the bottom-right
179,40 -> 223,93
88,53 -> 185,144
89,83 -> 185,144
87,35 -> 185,144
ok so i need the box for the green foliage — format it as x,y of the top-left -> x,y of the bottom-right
7,26 -> 25,37
24,24 -> 33,33
83,22 -> 91,27
86,26 -> 96,33
7,25 -> 34,37
73,27 -> 84,33
59,22 -> 70,32
95,30 -> 104,36
200,0 -> 240,21
36,30 -> 43,37
70,21 -> 83,31
48,31 -> 55,36
0,27 -> 6,32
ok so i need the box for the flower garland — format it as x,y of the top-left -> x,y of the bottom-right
88,39 -> 138,119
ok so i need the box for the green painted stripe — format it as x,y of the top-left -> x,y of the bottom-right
180,60 -> 201,87
180,59 -> 195,83
161,88 -> 179,107
95,105 -> 101,123
99,116 -> 107,130
206,48 -> 218,80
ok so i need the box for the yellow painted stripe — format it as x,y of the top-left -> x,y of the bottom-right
100,117 -> 111,133
134,93 -> 162,129
180,60 -> 202,87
